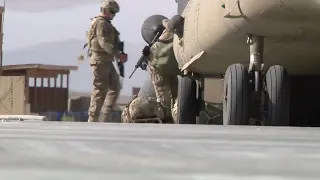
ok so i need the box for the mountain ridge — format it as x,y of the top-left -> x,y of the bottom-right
3,39 -> 149,95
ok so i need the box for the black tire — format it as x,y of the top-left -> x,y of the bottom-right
177,76 -> 197,124
223,64 -> 249,125
263,65 -> 290,126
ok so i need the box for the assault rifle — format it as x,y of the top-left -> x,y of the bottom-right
117,41 -> 125,78
79,42 -> 126,78
129,31 -> 162,79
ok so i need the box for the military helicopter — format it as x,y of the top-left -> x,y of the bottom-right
137,0 -> 320,126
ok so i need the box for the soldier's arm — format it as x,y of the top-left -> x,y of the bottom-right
96,21 -> 120,58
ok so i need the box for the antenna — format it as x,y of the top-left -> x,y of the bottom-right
0,0 -> 5,76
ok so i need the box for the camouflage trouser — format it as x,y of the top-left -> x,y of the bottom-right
148,66 -> 178,123
88,54 -> 120,122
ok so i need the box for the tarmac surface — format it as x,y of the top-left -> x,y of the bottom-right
1,121 -> 320,180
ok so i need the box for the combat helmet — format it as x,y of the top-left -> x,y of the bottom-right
100,0 -> 120,14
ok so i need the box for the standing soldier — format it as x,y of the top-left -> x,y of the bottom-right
86,0 -> 127,122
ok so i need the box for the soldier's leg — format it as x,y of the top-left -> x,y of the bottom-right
88,63 -> 109,122
121,105 -> 131,123
121,96 -> 138,123
169,75 -> 179,123
102,61 -> 121,122
148,67 -> 173,123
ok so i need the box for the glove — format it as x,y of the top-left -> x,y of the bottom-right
142,46 -> 150,56
141,62 -> 148,70
119,53 -> 128,63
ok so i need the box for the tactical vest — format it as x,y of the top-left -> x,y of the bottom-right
85,17 -> 95,50
86,16 -> 120,53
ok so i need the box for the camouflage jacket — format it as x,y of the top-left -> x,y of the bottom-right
149,32 -> 180,76
87,16 -> 120,59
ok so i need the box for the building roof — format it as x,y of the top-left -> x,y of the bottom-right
2,64 -> 78,71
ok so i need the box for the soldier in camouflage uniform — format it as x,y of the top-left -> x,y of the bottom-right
87,0 -> 127,122
121,96 -> 165,123
147,17 -> 181,123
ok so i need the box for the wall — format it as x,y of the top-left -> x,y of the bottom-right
132,87 -> 141,96
0,76 -> 27,115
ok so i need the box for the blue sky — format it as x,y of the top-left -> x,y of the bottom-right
4,0 -> 177,50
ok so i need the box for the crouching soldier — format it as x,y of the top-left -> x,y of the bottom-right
146,16 -> 183,123
121,96 -> 166,123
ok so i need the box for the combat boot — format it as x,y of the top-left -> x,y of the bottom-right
88,112 -> 99,122
101,106 -> 113,122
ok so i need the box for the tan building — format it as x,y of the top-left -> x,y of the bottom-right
132,87 -> 141,96
0,64 -> 78,115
